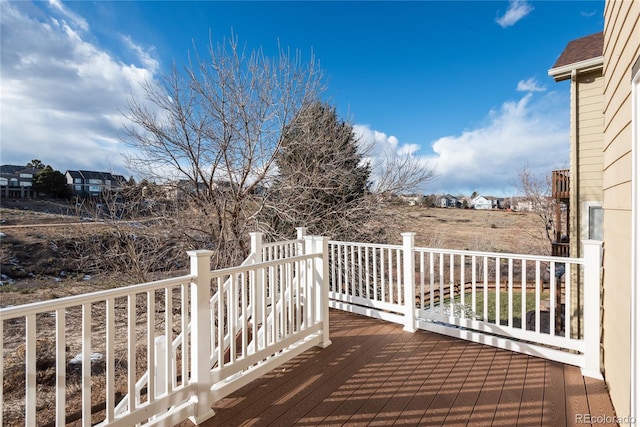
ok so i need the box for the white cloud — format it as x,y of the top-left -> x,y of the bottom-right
353,90 -> 569,197
121,35 -> 160,74
426,93 -> 568,196
47,0 -> 88,31
353,126 -> 424,169
353,125 -> 435,193
0,1 -> 158,175
354,126 -> 419,158
496,0 -> 534,28
517,77 -> 547,92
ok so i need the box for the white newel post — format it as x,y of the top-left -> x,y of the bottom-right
187,250 -> 216,424
582,240 -> 603,379
296,227 -> 307,240
402,233 -> 417,332
250,232 -> 264,321
310,236 -> 332,348
296,227 -> 307,256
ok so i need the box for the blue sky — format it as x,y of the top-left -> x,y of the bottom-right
1,0 -> 604,196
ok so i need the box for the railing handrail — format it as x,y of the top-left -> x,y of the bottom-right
413,246 -> 583,264
552,169 -> 570,198
210,252 -> 320,278
262,239 -> 302,249
0,274 -> 194,320
2,233 -> 333,427
330,238 -> 583,265
329,240 -> 402,251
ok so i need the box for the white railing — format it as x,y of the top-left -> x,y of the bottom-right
260,227 -> 306,262
328,233 -> 604,379
0,229 -> 604,426
206,237 -> 331,407
328,240 -> 406,324
110,250 -> 260,422
0,274 -> 194,427
0,233 -> 331,427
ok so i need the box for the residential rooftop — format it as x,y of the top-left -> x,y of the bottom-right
549,32 -> 604,81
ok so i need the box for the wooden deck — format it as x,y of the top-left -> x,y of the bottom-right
182,309 -> 617,426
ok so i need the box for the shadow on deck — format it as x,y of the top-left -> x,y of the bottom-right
179,309 -> 616,426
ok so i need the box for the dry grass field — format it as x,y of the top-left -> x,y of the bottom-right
0,200 -> 548,307
390,203 -> 548,254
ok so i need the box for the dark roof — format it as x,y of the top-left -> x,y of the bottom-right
79,170 -> 109,180
113,174 -> 127,184
551,32 -> 603,69
66,170 -> 123,184
0,165 -> 39,176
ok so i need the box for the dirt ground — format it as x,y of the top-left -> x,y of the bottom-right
0,199 -> 548,308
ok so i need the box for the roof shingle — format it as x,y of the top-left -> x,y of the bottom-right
551,32 -> 604,69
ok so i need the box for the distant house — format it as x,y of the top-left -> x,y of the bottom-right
489,197 -> 503,209
438,194 -> 460,208
471,195 -> 502,210
471,195 -> 490,209
160,179 -> 241,201
458,196 -> 472,209
0,164 -> 40,198
510,197 -> 534,212
399,194 -> 424,206
66,170 -> 125,197
161,179 -> 210,201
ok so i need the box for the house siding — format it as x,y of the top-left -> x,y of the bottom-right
570,69 -> 605,260
0,165 -> 39,198
561,65 -> 606,339
603,0 -> 639,419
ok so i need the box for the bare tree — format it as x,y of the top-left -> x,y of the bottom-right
123,34 -> 325,268
367,148 -> 437,197
515,166 -> 557,255
123,32 -> 438,268
60,185 -> 186,283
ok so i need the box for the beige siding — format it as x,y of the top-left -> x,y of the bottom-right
566,69 -> 605,336
602,0 -> 640,419
569,71 -> 605,258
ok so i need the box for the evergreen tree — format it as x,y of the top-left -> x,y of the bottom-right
33,166 -> 70,198
263,101 -> 377,241
26,159 -> 45,169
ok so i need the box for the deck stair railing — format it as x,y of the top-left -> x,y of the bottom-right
328,233 -> 603,379
0,230 -> 330,427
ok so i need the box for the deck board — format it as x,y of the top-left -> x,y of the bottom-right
584,375 -> 620,427
492,351 -> 527,426
516,357 -> 545,426
180,309 -> 617,427
564,362 -> 590,424
543,360 -> 567,425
